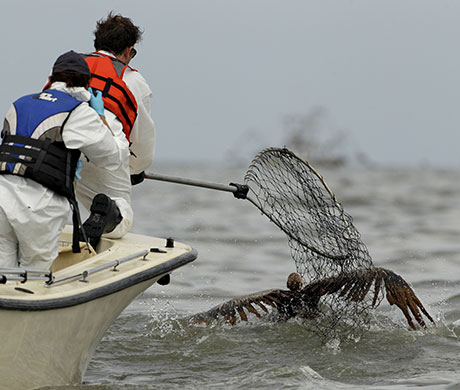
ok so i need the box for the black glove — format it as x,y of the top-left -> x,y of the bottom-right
130,171 -> 145,185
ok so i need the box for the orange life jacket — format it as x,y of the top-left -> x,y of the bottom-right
84,53 -> 138,141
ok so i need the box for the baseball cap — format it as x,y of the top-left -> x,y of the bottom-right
52,50 -> 90,76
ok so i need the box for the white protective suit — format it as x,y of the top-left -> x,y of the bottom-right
75,50 -> 156,239
0,82 -> 124,270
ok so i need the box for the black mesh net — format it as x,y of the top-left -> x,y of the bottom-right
243,147 -> 378,339
244,147 -> 373,281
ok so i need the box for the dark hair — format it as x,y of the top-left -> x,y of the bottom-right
93,12 -> 142,55
48,73 -> 90,88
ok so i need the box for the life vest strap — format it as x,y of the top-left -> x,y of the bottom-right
0,134 -> 78,198
34,138 -> 52,175
0,135 -> 69,170
102,77 -> 114,97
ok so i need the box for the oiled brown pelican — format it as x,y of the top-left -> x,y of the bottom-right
192,268 -> 434,330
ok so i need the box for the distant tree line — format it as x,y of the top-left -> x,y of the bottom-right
226,106 -> 371,168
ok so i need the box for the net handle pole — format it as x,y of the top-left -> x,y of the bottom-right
145,171 -> 345,261
144,172 -> 249,199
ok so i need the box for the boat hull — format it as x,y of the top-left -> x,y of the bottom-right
0,280 -> 154,389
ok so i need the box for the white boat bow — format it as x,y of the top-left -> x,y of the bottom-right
0,228 -> 197,390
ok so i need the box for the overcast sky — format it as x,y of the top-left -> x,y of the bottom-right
1,0 -> 459,167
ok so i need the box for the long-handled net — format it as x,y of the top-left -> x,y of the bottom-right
146,147 -> 431,340
242,148 -> 378,339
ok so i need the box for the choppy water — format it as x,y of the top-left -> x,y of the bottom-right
47,163 -> 460,389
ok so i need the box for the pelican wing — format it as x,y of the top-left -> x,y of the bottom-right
300,267 -> 434,329
191,288 -> 295,325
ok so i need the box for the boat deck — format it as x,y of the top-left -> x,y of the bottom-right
0,230 -> 197,309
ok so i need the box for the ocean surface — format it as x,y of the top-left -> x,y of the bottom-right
47,162 -> 460,389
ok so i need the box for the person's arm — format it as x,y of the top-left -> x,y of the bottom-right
124,70 -> 156,174
62,103 -> 125,171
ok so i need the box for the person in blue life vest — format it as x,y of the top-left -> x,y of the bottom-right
75,12 -> 156,248
0,50 -> 124,270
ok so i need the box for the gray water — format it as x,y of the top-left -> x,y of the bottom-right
47,163 -> 460,389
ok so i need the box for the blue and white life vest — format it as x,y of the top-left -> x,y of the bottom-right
0,89 -> 82,197
0,89 -> 84,252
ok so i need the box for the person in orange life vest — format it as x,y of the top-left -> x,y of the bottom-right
75,12 -> 156,248
0,51 -> 123,269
